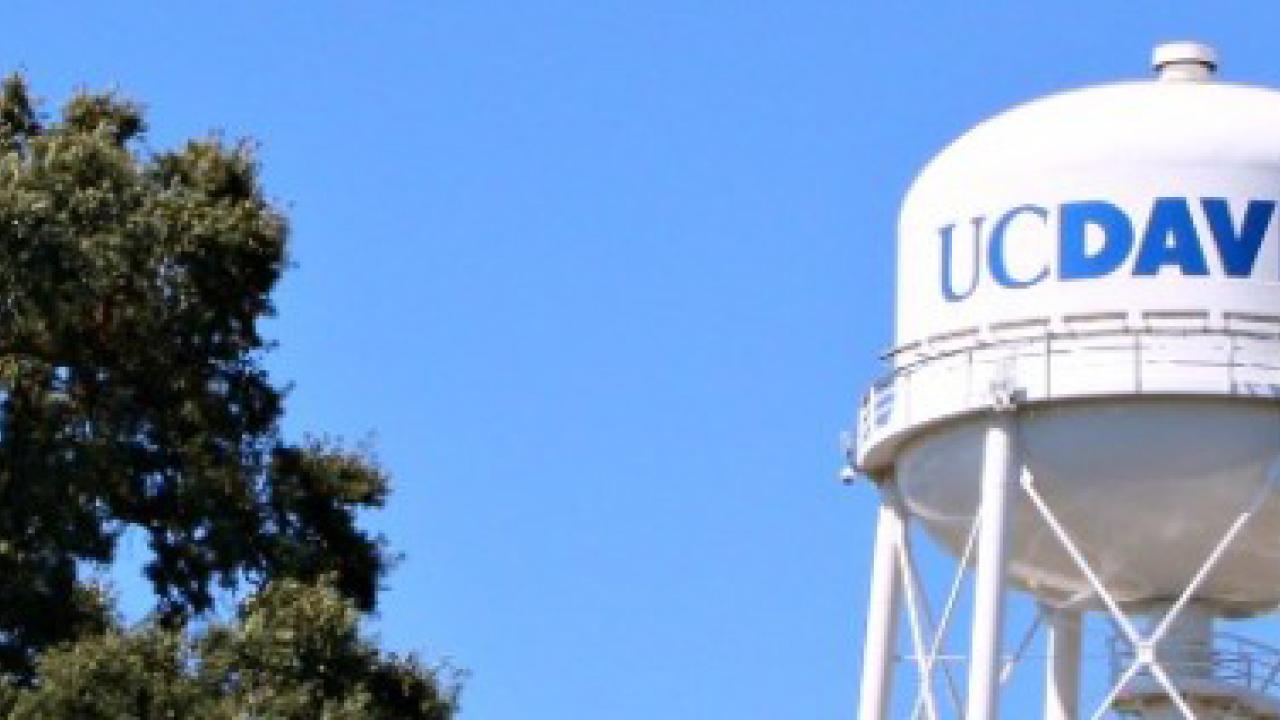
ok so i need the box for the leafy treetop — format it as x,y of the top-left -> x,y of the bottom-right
0,73 -> 390,678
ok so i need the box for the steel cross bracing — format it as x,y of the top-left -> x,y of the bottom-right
886,487 -> 1052,720
893,486 -> 977,720
1017,455 -> 1280,720
862,435 -> 1280,720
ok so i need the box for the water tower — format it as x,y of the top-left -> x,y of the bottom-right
849,43 -> 1280,719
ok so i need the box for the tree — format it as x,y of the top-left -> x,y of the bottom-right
4,580 -> 457,719
0,74 -> 457,716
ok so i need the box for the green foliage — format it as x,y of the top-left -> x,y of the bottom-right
5,580 -> 459,719
0,72 -> 457,719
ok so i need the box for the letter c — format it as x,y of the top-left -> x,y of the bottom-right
988,204 -> 1049,289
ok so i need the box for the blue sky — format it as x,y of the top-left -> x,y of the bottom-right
4,3 -> 1280,718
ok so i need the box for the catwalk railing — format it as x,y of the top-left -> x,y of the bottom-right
857,328 -> 1280,468
1108,632 -> 1280,713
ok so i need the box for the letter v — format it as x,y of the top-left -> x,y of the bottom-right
1203,198 -> 1274,277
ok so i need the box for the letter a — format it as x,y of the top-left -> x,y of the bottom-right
1133,198 -> 1209,276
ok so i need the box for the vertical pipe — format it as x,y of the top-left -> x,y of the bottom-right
1123,608 -> 1212,720
965,413 -> 1017,720
1121,604 -> 1213,720
857,487 -> 905,720
1145,603 -> 1213,683
1044,608 -> 1082,720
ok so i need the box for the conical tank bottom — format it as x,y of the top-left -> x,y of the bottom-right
896,397 -> 1280,615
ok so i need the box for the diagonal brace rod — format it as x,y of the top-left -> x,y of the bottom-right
1022,466 -> 1278,720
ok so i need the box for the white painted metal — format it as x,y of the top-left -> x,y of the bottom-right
1020,466 -> 1199,719
849,40 -> 1280,719
1117,605 -> 1215,720
856,495 -> 904,720
896,400 -> 1280,611
965,414 -> 1016,720
1021,457 -> 1277,718
897,512 -> 944,719
1150,604 -> 1215,683
1152,41 -> 1217,81
894,74 -> 1280,350
1044,609 -> 1081,720
910,513 -> 980,719
1000,609 -> 1047,688
1111,633 -> 1280,718
858,328 -> 1280,471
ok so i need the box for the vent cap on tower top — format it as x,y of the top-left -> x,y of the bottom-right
1152,41 -> 1218,81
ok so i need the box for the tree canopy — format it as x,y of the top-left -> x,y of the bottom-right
0,75 -> 457,716
5,580 -> 455,719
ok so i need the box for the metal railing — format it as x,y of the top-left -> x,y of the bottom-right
857,328 -> 1280,467
1108,632 -> 1280,713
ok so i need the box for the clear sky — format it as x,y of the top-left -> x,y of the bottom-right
4,3 -> 1280,718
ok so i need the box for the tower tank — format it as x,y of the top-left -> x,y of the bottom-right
853,43 -> 1280,720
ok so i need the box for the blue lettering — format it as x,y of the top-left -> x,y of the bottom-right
1202,198 -> 1274,277
940,196 -> 1275,299
988,204 -> 1049,288
1059,201 -> 1133,280
1133,197 -> 1209,276
939,218 -> 983,302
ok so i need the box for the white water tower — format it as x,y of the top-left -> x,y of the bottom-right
850,43 -> 1280,719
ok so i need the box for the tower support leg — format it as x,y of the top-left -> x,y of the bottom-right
1044,608 -> 1081,720
965,413 -> 1017,720
857,486 -> 904,720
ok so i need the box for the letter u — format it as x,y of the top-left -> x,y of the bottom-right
940,218 -> 984,301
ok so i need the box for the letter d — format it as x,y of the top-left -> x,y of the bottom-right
1059,201 -> 1134,280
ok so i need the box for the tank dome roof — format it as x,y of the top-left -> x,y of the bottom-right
895,54 -> 1280,350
